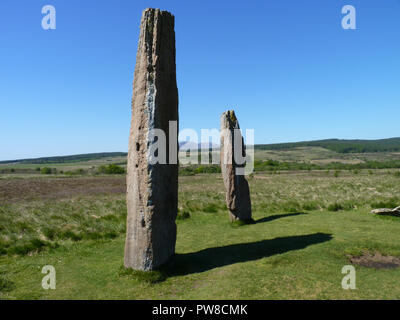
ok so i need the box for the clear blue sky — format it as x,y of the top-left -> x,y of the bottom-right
1,0 -> 399,160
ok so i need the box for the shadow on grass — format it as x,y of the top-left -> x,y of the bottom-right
255,212 -> 308,224
169,233 -> 332,276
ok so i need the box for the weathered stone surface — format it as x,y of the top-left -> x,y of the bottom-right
125,8 -> 178,271
371,206 -> 400,217
220,110 -> 252,222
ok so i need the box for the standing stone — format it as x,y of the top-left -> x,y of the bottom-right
220,110 -> 252,222
125,8 -> 178,271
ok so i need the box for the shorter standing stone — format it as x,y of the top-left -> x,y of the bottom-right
220,110 -> 252,222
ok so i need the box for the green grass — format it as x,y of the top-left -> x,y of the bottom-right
1,172 -> 400,299
119,265 -> 167,284
0,270 -> 15,292
0,197 -> 126,256
1,208 -> 400,299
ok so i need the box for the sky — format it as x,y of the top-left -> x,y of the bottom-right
0,0 -> 399,160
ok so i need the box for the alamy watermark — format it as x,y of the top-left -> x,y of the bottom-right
144,122 -> 254,175
41,5 -> 56,30
41,265 -> 56,290
342,5 -> 356,30
341,265 -> 356,290
41,5 -> 356,31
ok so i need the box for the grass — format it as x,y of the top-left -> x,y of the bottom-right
0,271 -> 15,292
176,210 -> 191,220
0,171 -> 400,299
0,197 -> 126,255
179,171 -> 400,215
119,265 -> 167,284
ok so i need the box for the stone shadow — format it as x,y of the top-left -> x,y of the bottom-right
255,212 -> 308,224
169,233 -> 332,276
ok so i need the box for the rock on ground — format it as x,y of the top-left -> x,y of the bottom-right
371,206 -> 400,217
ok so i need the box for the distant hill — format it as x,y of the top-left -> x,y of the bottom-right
2,137 -> 400,164
0,152 -> 127,165
255,138 -> 400,154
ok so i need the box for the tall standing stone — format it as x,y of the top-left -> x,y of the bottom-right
220,110 -> 252,222
125,8 -> 178,271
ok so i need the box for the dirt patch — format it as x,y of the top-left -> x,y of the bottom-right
349,252 -> 400,269
0,176 -> 126,204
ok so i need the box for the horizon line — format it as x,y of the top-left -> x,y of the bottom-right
1,136 -> 400,163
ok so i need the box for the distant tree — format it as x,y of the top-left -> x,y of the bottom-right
98,164 -> 125,174
41,167 -> 52,174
